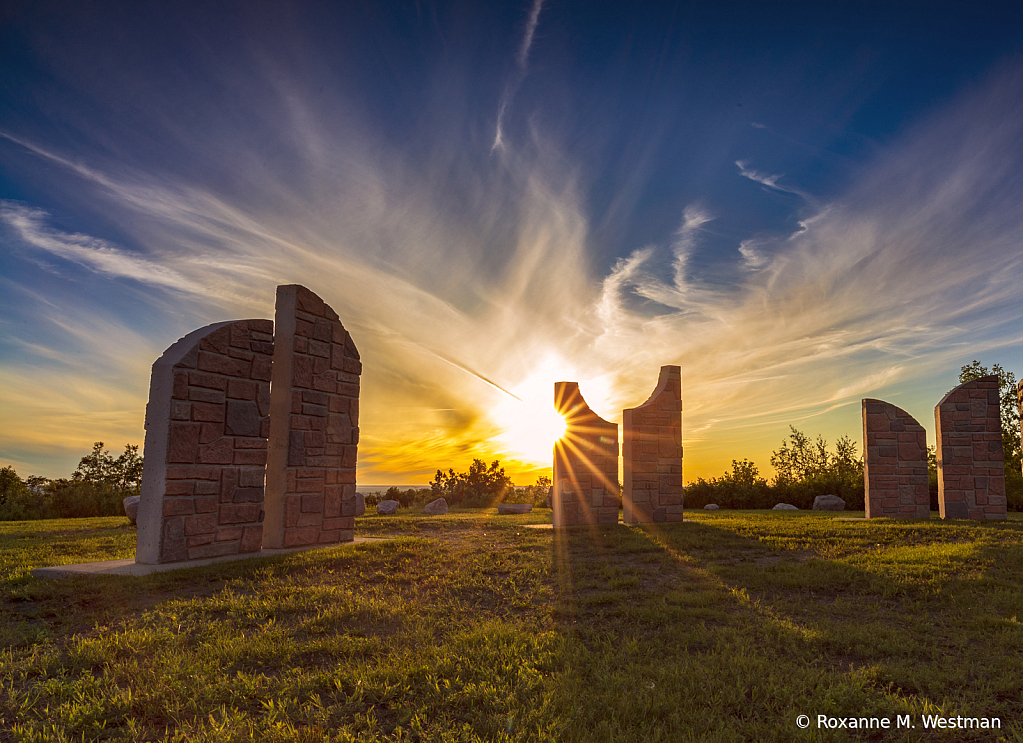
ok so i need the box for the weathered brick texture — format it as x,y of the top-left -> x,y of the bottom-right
553,382 -> 619,527
137,320 -> 273,563
263,285 -> 360,547
862,399 -> 929,519
934,375 -> 1006,520
623,366 -> 683,524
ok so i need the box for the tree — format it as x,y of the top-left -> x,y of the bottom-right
430,459 -> 512,506
0,466 -> 27,507
72,442 -> 144,494
770,427 -> 831,483
769,426 -> 864,509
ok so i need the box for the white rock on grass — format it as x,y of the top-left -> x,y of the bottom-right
377,499 -> 400,515
497,503 -> 532,514
772,503 -> 798,510
123,495 -> 141,525
355,492 -> 366,516
423,498 -> 448,515
704,503 -> 719,510
813,494 -> 845,511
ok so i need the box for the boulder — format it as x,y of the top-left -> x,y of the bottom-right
813,494 -> 845,511
772,503 -> 798,510
498,503 -> 532,515
376,499 -> 400,515
355,492 -> 366,516
123,495 -> 141,525
704,503 -> 719,510
423,497 -> 448,515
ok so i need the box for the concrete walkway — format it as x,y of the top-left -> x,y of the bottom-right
32,536 -> 392,579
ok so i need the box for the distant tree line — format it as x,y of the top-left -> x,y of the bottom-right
365,459 -> 551,510
684,427 -> 866,510
358,460 -> 552,511
0,443 -> 142,521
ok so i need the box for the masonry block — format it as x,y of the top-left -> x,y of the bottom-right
136,320 -> 273,564
862,399 -> 929,519
263,285 -> 360,548
934,376 -> 1006,520
553,382 -> 619,527
623,366 -> 683,524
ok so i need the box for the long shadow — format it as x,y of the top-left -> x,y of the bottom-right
547,513 -> 1023,741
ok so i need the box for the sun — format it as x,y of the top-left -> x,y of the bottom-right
491,357 -> 574,465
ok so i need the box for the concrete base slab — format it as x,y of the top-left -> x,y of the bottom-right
32,537 -> 392,579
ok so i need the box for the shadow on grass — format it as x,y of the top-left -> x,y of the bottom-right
545,513 -> 1023,742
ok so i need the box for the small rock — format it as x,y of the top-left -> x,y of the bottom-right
355,492 -> 366,516
813,494 -> 845,511
423,497 -> 448,515
498,503 -> 532,515
772,503 -> 798,510
704,503 -> 719,510
377,499 -> 400,515
123,495 -> 141,525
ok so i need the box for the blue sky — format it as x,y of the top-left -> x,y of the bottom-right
2,0 -> 1023,483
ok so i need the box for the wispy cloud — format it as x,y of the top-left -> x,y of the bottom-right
517,0 -> 545,69
735,159 -> 815,205
3,52 -> 1023,482
493,0 -> 546,152
1,202 -> 203,294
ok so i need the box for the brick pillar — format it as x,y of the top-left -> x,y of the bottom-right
623,366 -> 683,524
934,375 -> 1006,520
263,285 -> 360,548
862,399 -> 929,519
137,320 -> 274,564
552,382 -> 619,527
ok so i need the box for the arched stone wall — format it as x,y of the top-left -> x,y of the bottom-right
553,382 -> 619,527
861,399 -> 929,519
262,285 -> 360,548
136,319 -> 274,563
623,365 -> 683,524
934,375 -> 1006,520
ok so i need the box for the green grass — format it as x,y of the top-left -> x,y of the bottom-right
1,509 -> 1022,741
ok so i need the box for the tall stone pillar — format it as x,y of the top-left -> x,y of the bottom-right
861,399 -> 929,518
934,375 -> 1006,520
136,320 -> 274,564
263,285 -> 361,548
552,382 -> 619,527
623,366 -> 683,524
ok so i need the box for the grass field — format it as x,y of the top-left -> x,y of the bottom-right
1,509 -> 1022,741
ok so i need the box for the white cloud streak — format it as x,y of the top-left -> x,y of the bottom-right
493,0 -> 546,152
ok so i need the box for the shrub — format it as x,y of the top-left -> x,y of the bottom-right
430,459 -> 512,507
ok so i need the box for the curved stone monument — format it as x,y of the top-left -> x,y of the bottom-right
136,319 -> 274,563
862,399 -> 930,519
934,375 -> 1006,520
552,382 -> 619,527
263,285 -> 361,548
623,365 -> 683,524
